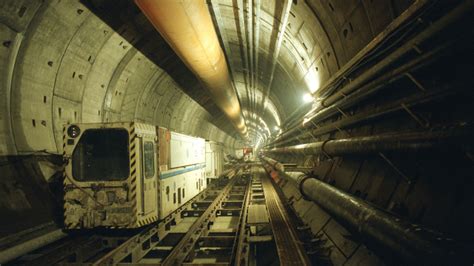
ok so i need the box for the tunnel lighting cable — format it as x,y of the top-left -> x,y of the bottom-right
273,1 -> 439,142
320,0 -> 437,98
274,2 -> 434,136
267,1 -> 439,142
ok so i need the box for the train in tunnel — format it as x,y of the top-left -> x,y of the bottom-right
62,121 -> 228,229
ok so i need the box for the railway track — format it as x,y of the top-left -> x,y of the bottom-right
261,173 -> 310,265
6,165 -> 314,265
66,172 -> 251,266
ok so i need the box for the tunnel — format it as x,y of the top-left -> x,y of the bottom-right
0,0 -> 473,265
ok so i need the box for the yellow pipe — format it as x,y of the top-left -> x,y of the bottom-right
135,0 -> 248,138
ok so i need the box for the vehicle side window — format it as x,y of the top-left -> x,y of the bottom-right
143,141 -> 155,178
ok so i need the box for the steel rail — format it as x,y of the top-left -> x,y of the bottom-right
261,173 -> 310,265
233,172 -> 252,265
160,177 -> 241,265
94,168 -> 241,265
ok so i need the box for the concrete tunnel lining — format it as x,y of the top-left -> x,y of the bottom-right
0,0 -> 411,155
0,0 -> 473,264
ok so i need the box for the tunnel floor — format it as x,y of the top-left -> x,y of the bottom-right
5,165 -> 318,265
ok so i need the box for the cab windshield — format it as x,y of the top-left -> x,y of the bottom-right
72,128 -> 130,181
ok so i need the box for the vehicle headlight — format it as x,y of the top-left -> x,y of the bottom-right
67,125 -> 81,138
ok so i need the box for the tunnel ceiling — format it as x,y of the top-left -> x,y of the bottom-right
208,0 -> 414,145
0,0 -> 415,155
82,0 -> 412,147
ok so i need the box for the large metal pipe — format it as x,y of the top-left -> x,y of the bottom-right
272,86 -> 464,148
267,40 -> 450,147
264,128 -> 473,156
319,0 -> 473,108
276,0 -> 429,133
259,0 -> 292,115
267,1 -> 473,147
259,156 -> 471,263
135,0 -> 248,138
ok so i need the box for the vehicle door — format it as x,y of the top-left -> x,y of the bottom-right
140,138 -> 158,216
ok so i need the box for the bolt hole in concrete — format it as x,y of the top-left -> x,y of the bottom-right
18,6 -> 26,17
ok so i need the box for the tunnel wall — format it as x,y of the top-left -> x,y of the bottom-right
261,1 -> 474,263
0,156 -> 61,239
0,0 -> 241,156
0,0 -> 242,239
265,7 -> 474,260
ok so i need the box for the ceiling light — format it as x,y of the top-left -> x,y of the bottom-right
303,93 -> 314,103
